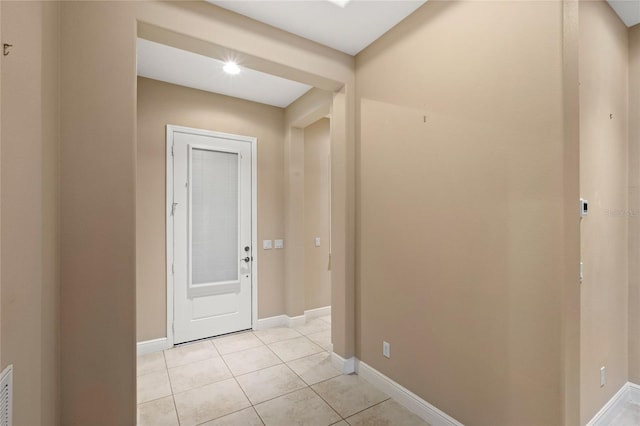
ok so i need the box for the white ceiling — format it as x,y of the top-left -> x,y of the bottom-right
136,38 -> 312,108
207,0 -> 427,56
608,0 -> 640,27
137,1 -> 427,108
140,1 -> 638,109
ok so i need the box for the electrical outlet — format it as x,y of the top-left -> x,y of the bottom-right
581,198 -> 589,217
383,341 -> 390,358
600,366 -> 606,387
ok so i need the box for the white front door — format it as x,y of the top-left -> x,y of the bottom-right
169,126 -> 254,344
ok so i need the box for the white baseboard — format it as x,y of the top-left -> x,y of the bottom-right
331,352 -> 356,374
254,314 -> 306,329
356,360 -> 463,426
254,307 -> 330,331
289,315 -> 306,328
254,315 -> 289,330
137,337 -> 171,356
305,306 -> 331,320
628,381 -> 640,401
586,381 -> 640,426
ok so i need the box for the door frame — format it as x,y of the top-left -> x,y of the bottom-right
165,124 -> 258,347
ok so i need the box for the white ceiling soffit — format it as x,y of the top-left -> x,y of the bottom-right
607,0 -> 640,27
207,0 -> 428,56
136,38 -> 313,108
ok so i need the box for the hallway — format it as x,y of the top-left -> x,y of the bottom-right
136,317 -> 428,425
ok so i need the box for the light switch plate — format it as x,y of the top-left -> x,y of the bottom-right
263,240 -> 272,250
383,341 -> 390,358
274,239 -> 284,249
315,237 -> 321,247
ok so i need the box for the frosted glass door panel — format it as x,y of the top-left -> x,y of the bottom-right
190,148 -> 239,285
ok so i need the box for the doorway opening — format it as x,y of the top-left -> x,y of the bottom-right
135,33 -> 337,353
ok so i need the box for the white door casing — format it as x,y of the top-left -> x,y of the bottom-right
167,125 -> 257,345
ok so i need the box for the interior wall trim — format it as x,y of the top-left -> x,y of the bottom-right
330,351 -> 356,374
136,337 -> 171,356
304,305 -> 331,320
586,382 -> 640,426
254,306 -> 331,330
138,307 -> 333,355
355,360 -> 463,426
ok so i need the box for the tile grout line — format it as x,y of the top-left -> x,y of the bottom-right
341,396 -> 392,422
278,359 -> 346,423
307,379 -> 346,422
253,405 -> 268,426
210,332 -> 266,357
253,329 -> 304,345
250,385 -> 311,407
165,344 -> 302,402
190,351 -> 255,426
218,347 -> 260,422
136,351 -> 181,425
163,350 -> 182,426
140,328 -> 337,425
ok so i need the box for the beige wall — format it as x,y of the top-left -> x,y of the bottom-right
282,89 -> 333,316
304,118 -> 331,310
562,2 -> 581,424
580,1 -> 630,423
60,3 -> 137,423
630,23 -> 640,387
1,2 -> 60,425
60,2 -> 354,423
355,1 -> 579,424
137,77 -> 286,341
7,0 -> 636,424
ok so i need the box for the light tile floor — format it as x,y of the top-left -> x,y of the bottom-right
137,315 -> 430,426
610,401 -> 640,425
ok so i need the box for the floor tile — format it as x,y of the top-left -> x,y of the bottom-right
137,395 -> 179,426
254,327 -> 303,345
306,329 -> 332,351
345,399 -> 430,426
254,387 -> 341,426
611,401 -> 640,426
213,331 -> 264,355
286,352 -> 341,385
295,318 -> 331,335
164,340 -> 219,368
201,407 -> 264,426
312,374 -> 389,418
236,364 -> 307,404
168,356 -> 232,393
222,345 -> 282,376
137,370 -> 172,404
268,336 -> 324,362
173,378 -> 250,426
137,351 -> 166,376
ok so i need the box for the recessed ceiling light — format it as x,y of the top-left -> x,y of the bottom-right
326,0 -> 352,8
223,61 -> 241,75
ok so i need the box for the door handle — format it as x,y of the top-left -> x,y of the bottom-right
241,257 -> 250,263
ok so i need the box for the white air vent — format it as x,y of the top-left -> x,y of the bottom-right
0,365 -> 13,426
